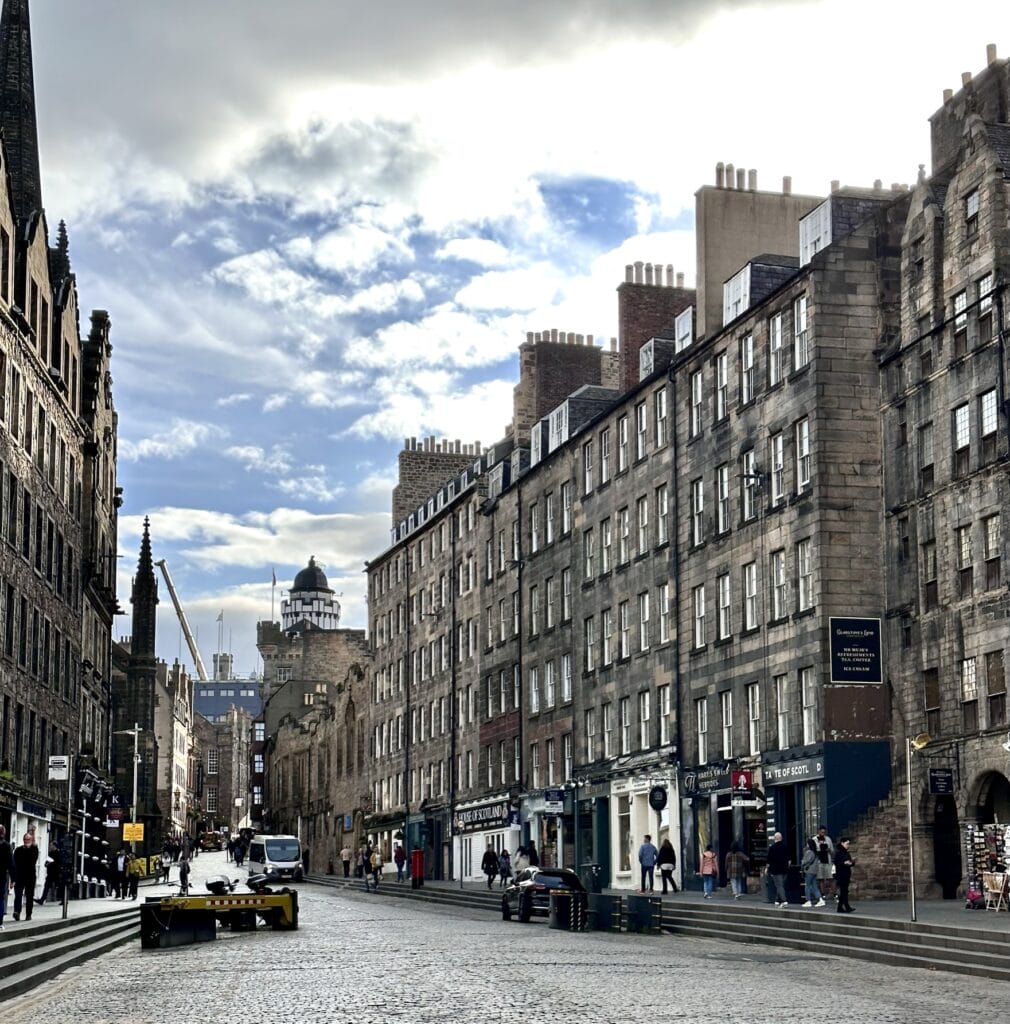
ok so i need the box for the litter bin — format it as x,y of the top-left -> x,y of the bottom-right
410,848 -> 424,889
549,891 -> 588,932
581,862 -> 603,894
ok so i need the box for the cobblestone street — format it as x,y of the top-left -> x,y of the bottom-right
2,858 -> 996,1024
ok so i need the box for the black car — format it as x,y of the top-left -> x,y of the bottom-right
501,867 -> 585,922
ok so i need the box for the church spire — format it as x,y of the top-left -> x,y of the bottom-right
0,0 -> 43,224
130,516 -> 159,659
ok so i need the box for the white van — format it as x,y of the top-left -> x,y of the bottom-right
247,834 -> 303,881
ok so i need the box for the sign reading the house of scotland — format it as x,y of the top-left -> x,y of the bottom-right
829,617 -> 883,684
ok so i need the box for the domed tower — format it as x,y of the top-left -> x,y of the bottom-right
281,556 -> 341,632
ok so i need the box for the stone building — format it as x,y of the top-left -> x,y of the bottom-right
190,705 -> 251,836
153,658 -> 195,837
0,0 -> 119,865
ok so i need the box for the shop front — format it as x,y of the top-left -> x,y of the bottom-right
609,772 -> 680,891
454,795 -> 516,881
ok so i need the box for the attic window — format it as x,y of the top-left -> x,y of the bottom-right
965,189 -> 980,237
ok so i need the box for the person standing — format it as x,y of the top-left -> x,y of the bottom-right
526,840 -> 539,867
657,839 -> 677,894
127,854 -> 143,900
481,844 -> 499,890
369,847 -> 382,891
113,849 -> 128,899
765,832 -> 790,907
341,844 -> 353,879
638,835 -> 659,893
393,844 -> 406,883
38,850 -> 60,905
814,824 -> 836,901
801,839 -> 825,907
498,849 -> 511,888
698,844 -> 718,898
0,825 -> 12,929
834,838 -> 855,913
513,845 -> 529,873
725,842 -> 749,899
178,857 -> 190,896
12,832 -> 39,921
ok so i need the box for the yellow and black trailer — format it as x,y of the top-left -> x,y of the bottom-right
140,890 -> 299,949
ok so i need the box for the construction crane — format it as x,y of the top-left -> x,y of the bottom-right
155,559 -> 209,682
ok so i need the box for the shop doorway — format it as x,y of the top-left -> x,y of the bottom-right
932,795 -> 961,899
716,795 -> 734,886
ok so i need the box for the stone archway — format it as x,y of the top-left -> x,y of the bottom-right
969,770 -> 1010,824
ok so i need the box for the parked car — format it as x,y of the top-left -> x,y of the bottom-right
501,867 -> 585,922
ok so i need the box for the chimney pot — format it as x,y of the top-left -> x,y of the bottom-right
918,164 -> 926,184
830,179 -> 840,192
987,43 -> 998,66
725,163 -> 735,188
943,88 -> 954,103
645,262 -> 654,285
962,71 -> 972,86
736,168 -> 746,190
610,337 -> 617,353
455,439 -> 462,453
747,168 -> 757,191
576,334 -> 584,345
715,162 -> 725,187
676,272 -> 685,288
526,331 -> 534,343
567,332 -> 575,345
634,261 -> 644,284
625,264 -> 634,283
873,179 -> 882,191
550,328 -> 558,343
782,175 -> 792,195
666,264 -> 674,286
587,334 -> 594,345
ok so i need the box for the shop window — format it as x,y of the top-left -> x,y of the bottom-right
617,795 -> 632,872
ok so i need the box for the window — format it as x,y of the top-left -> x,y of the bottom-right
563,733 -> 572,781
529,502 -> 539,553
635,402 -> 647,460
582,439 -> 594,494
923,667 -> 941,737
692,585 -> 706,648
978,272 -> 994,342
770,433 -> 784,504
655,388 -> 668,447
638,592 -> 650,651
636,496 -> 649,555
797,539 -> 813,611
743,562 -> 758,630
207,749 -> 219,775
980,389 -> 998,461
801,668 -> 817,744
696,698 -> 708,763
675,306 -> 693,350
919,422 -> 934,489
561,482 -> 572,533
690,370 -> 703,436
987,651 -> 1006,728
530,743 -> 540,789
545,493 -> 554,543
545,576 -> 556,628
795,418 -> 811,489
618,600 -> 630,659
957,525 -> 973,598
953,290 -> 969,357
716,464 -> 730,534
922,540 -> 938,611
529,585 -> 539,636
965,188 -> 979,237
740,334 -> 754,404
601,609 -> 614,668
658,685 -> 671,745
793,294 -> 809,369
746,682 -> 760,755
658,583 -> 671,644
691,479 -> 704,546
953,403 -> 971,475
771,550 -> 787,620
561,568 -> 571,620
721,691 -> 733,758
206,787 -> 218,813
769,313 -> 783,385
545,660 -> 556,708
985,514 -> 1001,590
585,709 -> 596,761
715,351 -> 729,420
584,617 -> 596,672
655,484 -> 669,545
617,415 -> 629,472
583,528 -> 595,580
529,667 -> 540,713
561,653 -> 572,702
603,702 -> 613,757
717,573 -> 731,640
775,674 -> 790,750
742,450 -> 757,521
618,507 -> 630,564
638,691 -> 651,750
600,428 -> 611,483
962,657 -> 979,733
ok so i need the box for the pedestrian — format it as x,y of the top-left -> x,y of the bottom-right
178,857 -> 190,896
513,845 -> 530,873
498,849 -> 511,888
161,852 -> 171,884
38,850 -> 60,905
725,841 -> 749,899
834,838 -> 855,913
226,837 -> 234,862
814,824 -> 836,901
127,853 -> 143,900
526,840 -> 539,867
801,838 -> 825,907
302,847 -> 311,876
638,834 -> 659,893
235,842 -> 245,868
394,844 -> 406,883
766,831 -> 789,907
12,832 -> 39,921
657,839 -> 678,894
362,844 -> 374,891
370,847 -> 382,891
481,844 -> 499,890
357,845 -> 368,880
698,843 -> 718,898
341,844 -> 352,879
113,848 -> 128,899
0,825 -> 12,929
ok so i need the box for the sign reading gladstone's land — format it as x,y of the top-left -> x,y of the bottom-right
829,617 -> 882,684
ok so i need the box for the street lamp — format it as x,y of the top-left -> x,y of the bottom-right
906,732 -> 931,922
114,724 -> 142,853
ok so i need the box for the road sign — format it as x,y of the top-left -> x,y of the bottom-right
731,797 -> 767,810
48,755 -> 70,781
123,823 -> 144,841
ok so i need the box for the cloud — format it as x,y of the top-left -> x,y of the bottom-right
216,392 -> 253,407
224,445 -> 293,475
436,238 -> 513,267
119,419 -> 227,461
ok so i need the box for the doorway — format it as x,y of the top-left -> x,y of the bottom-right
932,795 -> 961,899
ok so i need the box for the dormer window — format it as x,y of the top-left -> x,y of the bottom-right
965,189 -> 980,237
723,267 -> 750,326
675,308 -> 693,351
799,201 -> 831,266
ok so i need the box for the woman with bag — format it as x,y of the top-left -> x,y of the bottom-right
698,844 -> 718,898
657,839 -> 677,894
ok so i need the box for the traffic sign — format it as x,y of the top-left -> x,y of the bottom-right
48,755 -> 70,781
731,797 -> 767,809
124,823 -> 145,841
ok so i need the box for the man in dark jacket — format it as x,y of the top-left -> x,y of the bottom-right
0,825 -> 13,927
765,831 -> 790,907
12,831 -> 40,921
834,838 -> 855,913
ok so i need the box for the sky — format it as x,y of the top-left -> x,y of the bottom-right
24,0 -> 1009,675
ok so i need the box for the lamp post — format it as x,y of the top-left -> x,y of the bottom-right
906,732 -> 931,922
114,724 -> 142,854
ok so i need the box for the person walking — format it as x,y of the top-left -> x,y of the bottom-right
834,838 -> 855,913
128,854 -> 144,900
481,844 -> 499,890
725,842 -> 749,899
113,848 -> 128,899
814,825 -> 836,901
369,847 -> 382,891
657,839 -> 677,894
0,825 -> 12,929
393,844 -> 406,883
341,844 -> 352,879
178,857 -> 190,896
498,849 -> 512,888
12,832 -> 40,921
801,838 -> 826,907
766,832 -> 790,907
698,843 -> 718,898
638,834 -> 659,893
38,850 -> 60,905
234,841 -> 246,869
513,845 -> 530,873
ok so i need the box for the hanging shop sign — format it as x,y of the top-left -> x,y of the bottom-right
648,785 -> 668,812
829,617 -> 883,684
543,789 -> 565,814
929,768 -> 955,795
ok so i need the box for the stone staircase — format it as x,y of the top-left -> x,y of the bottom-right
0,906 -> 137,999
840,790 -> 911,900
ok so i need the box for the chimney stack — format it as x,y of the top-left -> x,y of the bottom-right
873,179 -> 882,191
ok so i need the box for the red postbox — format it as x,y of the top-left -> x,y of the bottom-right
410,848 -> 424,889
